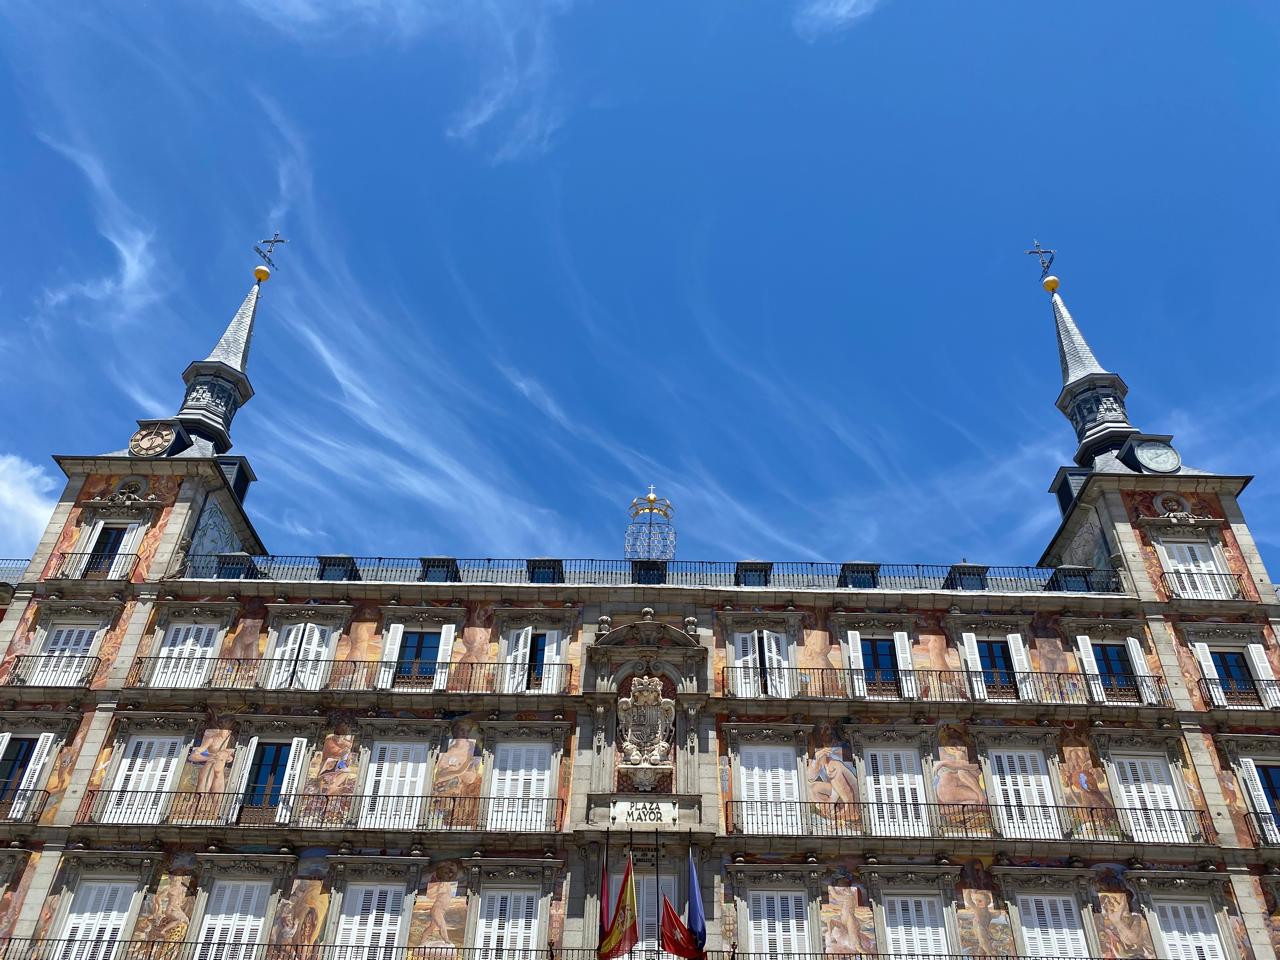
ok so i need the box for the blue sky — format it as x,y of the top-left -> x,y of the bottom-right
2,1 -> 1279,571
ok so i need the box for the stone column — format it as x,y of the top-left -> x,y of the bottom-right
10,842 -> 66,937
1231,870 -> 1278,960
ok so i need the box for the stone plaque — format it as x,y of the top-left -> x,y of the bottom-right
610,798 -> 678,825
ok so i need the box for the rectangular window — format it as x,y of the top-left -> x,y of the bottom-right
861,638 -> 899,695
30,622 -> 98,686
1094,643 -> 1137,700
334,883 -> 404,958
730,630 -> 793,698
976,639 -> 1018,700
1240,759 -> 1280,844
195,880 -> 270,960
233,736 -> 307,826
243,743 -> 293,809
83,525 -> 128,578
102,735 -> 183,824
738,745 -> 802,835
1153,899 -> 1226,960
0,732 -> 56,821
57,880 -> 136,960
263,622 -> 334,691
488,742 -> 553,830
0,738 -> 36,803
865,747 -> 928,837
395,631 -> 441,686
746,890 -> 809,954
359,741 -> 429,829
989,749 -> 1060,839
1112,754 -> 1190,843
1163,540 -> 1231,599
150,622 -> 220,688
1017,894 -> 1088,958
502,628 -> 565,694
476,888 -> 539,960
883,893 -> 948,956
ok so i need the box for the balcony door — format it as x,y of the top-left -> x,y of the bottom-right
866,747 -> 928,837
1163,540 -> 1229,599
746,891 -> 809,956
0,732 -> 56,821
377,625 -> 455,692
30,622 -> 97,686
1017,894 -> 1089,958
731,629 -> 792,697
1239,759 -> 1280,844
57,879 -> 136,960
989,749 -> 1060,839
739,745 -> 802,835
502,628 -> 564,694
233,737 -> 309,826
359,741 -> 429,829
1153,899 -> 1227,960
476,888 -> 539,960
883,893 -> 949,956
194,880 -> 270,960
334,884 -> 404,960
263,621 -> 334,690
1112,754 -> 1190,843
151,622 -> 219,688
488,741 -> 552,830
102,735 -> 182,824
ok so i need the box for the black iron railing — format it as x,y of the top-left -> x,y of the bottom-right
721,666 -> 1170,706
51,552 -> 138,580
1,655 -> 100,688
1198,677 -> 1280,710
126,657 -> 572,694
1247,810 -> 1280,846
177,555 -> 1125,593
0,560 -> 27,584
727,800 -> 1214,843
1161,570 -> 1246,601
0,790 -> 48,824
77,790 -> 564,832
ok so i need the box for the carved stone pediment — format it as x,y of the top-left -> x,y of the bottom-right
943,614 -> 1031,638
113,712 -> 203,735
596,609 -> 700,648
354,717 -> 448,740
0,713 -> 78,736
153,602 -> 241,630
479,720 -> 569,749
195,853 -> 297,879
726,861 -> 827,893
618,676 -> 674,784
329,856 -> 426,886
266,603 -> 354,626
830,613 -> 917,634
379,605 -> 467,628
493,607 -> 580,631
1180,622 -> 1263,645
464,858 -> 562,895
1059,617 -> 1147,640
1127,870 -> 1227,893
724,723 -> 810,748
718,610 -> 805,635
1215,735 -> 1280,763
35,599 -> 121,619
843,724 -> 935,751
970,726 -> 1060,749
62,850 -> 160,886
861,863 -> 961,901
991,866 -> 1094,896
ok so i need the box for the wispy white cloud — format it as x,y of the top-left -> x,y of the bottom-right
0,454 -> 58,558
793,0 -> 886,41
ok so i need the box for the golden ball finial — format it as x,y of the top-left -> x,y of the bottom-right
1042,275 -> 1060,293
254,264 -> 271,282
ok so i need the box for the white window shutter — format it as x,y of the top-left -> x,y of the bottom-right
1017,894 -> 1088,958
195,879 -> 270,960
10,732 -> 56,821
263,623 -> 304,689
962,632 -> 987,700
476,889 -> 539,960
541,630 -> 565,694
488,742 -> 552,830
1155,899 -> 1226,960
107,523 -> 145,580
433,623 -> 456,692
865,747 -> 927,836
1126,636 -> 1160,705
747,891 -> 809,954
104,736 -> 182,824
503,628 -> 534,694
1246,644 -> 1280,708
1192,643 -> 1226,707
60,879 -> 136,957
360,741 -> 429,829
731,632 -> 760,697
224,736 -> 259,824
153,622 -> 219,688
739,746 -> 802,835
335,883 -> 405,949
989,749 -> 1059,839
845,630 -> 866,698
275,737 -> 310,825
1007,632 -> 1035,701
291,623 -> 333,690
1075,635 -> 1105,703
762,630 -> 792,697
374,622 -> 404,690
34,623 -> 97,686
893,631 -> 917,699
884,894 -> 948,955
1113,754 -> 1189,843
66,519 -> 104,578
1239,759 -> 1280,844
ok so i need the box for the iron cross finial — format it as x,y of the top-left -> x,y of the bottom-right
1026,239 -> 1056,278
255,231 -> 289,269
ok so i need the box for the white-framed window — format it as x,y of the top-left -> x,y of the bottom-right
737,744 -> 802,835
194,879 -> 271,960
100,735 -> 184,825
1016,892 -> 1090,958
501,627 -> 565,694
377,622 -> 456,691
845,630 -> 915,699
864,746 -> 928,837
1074,634 -> 1162,705
150,621 -> 221,688
27,620 -> 101,686
227,736 -> 310,826
358,741 -> 430,829
0,731 -> 58,820
882,892 -> 949,956
487,741 -> 553,830
334,883 -> 405,959
262,620 -> 338,690
476,887 -> 540,960
746,890 -> 810,955
960,632 -> 1033,702
1151,898 -> 1227,960
56,878 -> 139,960
1160,538 -> 1232,600
66,518 -> 146,580
988,748 -> 1060,839
1110,753 -> 1191,843
1192,640 -> 1280,709
1237,757 -> 1280,844
730,629 -> 793,697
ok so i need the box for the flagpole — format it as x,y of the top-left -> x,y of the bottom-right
654,827 -> 660,953
601,827 -> 610,949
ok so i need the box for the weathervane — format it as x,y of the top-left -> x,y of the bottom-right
1026,239 -> 1056,278
255,231 -> 289,270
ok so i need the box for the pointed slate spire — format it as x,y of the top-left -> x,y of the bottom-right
1041,273 -> 1138,467
175,265 -> 270,453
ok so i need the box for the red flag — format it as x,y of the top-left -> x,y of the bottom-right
598,852 -> 639,960
660,894 -> 704,959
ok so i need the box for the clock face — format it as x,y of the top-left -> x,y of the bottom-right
129,423 -> 176,458
1135,440 -> 1181,474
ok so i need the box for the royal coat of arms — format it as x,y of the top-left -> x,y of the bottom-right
618,675 -> 675,777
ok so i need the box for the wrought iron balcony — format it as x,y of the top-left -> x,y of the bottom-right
721,666 -> 1170,707
177,554 -> 1125,594
49,551 -> 138,581
0,655 -> 100,688
0,790 -> 48,824
76,789 -> 564,832
1247,810 -> 1280,846
1161,570 -> 1246,601
0,560 -> 27,584
125,657 -> 571,694
727,800 -> 1215,843
1197,677 -> 1280,710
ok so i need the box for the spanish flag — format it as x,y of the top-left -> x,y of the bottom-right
598,851 -> 639,960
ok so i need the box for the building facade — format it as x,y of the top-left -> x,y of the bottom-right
0,262 -> 1278,960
